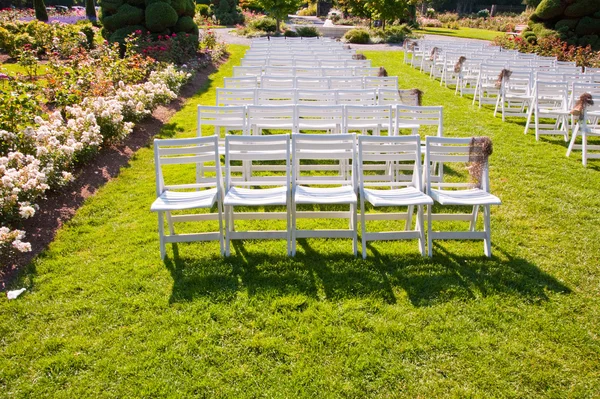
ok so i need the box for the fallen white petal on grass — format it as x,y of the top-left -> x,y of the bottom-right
7,288 -> 26,300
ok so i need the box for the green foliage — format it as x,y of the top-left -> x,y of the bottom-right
101,0 -> 124,13
564,0 -> 600,18
214,0 -> 244,25
295,25 -> 320,37
258,0 -> 301,30
575,16 -> 600,36
534,0 -> 566,20
86,0 -> 97,21
476,9 -> 490,18
249,16 -> 277,32
284,29 -> 298,36
34,0 -> 49,22
383,24 -> 411,43
109,24 -> 144,43
174,15 -> 197,32
554,18 -> 578,31
103,4 -> 145,31
297,3 -> 316,16
343,28 -> 370,43
145,2 -> 179,32
196,3 -> 210,16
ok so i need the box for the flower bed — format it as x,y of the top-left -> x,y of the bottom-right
0,20 -> 226,260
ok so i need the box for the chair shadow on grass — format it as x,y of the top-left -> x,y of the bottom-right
164,237 -> 570,307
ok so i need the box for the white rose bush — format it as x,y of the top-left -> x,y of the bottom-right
0,36 -> 194,259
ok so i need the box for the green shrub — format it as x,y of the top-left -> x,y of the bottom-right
535,0 -> 566,20
34,0 -> 49,21
284,29 -> 298,37
103,4 -> 144,31
575,17 -> 600,36
477,9 -> 490,19
343,28 -> 370,44
174,15 -> 197,32
145,2 -> 179,32
555,19 -> 578,31
384,24 -> 411,43
109,24 -> 144,43
295,26 -> 320,37
102,0 -> 124,13
297,4 -> 316,16
564,0 -> 600,18
249,17 -> 277,33
578,34 -> 599,47
214,0 -> 243,25
196,3 -> 210,16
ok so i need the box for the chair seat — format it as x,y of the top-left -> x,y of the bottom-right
224,186 -> 288,206
295,185 -> 357,205
363,186 -> 434,207
430,188 -> 501,206
151,188 -> 218,212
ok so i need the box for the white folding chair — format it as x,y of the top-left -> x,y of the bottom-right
295,76 -> 330,89
395,105 -> 443,137
344,105 -> 393,135
223,135 -> 291,255
524,81 -> 570,141
336,89 -> 377,105
197,105 -> 246,137
378,89 -> 422,106
260,76 -> 296,89
224,77 -> 259,89
247,105 -> 296,135
233,66 -> 263,77
364,77 -> 399,90
296,104 -> 344,134
296,89 -> 337,105
424,137 -> 501,257
256,88 -> 297,105
216,88 -> 256,106
291,134 -> 358,256
358,135 -> 433,258
329,76 -> 363,89
493,70 -> 533,121
150,136 -> 224,259
567,87 -> 600,166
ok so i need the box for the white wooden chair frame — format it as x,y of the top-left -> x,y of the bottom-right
150,136 -> 224,259
358,135 -> 433,258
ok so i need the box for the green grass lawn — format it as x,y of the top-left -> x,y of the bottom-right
1,44 -> 600,397
415,27 -> 505,41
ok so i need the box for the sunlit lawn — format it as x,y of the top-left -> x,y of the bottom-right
415,26 -> 505,41
1,44 -> 599,398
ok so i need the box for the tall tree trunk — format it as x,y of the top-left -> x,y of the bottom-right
86,0 -> 97,22
276,18 -> 280,33
34,0 -> 49,22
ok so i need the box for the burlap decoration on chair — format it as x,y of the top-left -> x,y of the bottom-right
352,53 -> 367,60
570,93 -> 594,120
467,137 -> 493,189
454,56 -> 467,73
429,47 -> 439,61
495,69 -> 512,89
378,67 -> 388,77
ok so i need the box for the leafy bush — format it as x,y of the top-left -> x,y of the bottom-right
249,17 -> 277,33
477,9 -> 490,19
343,28 -> 370,44
284,29 -> 298,37
297,4 -> 316,16
196,4 -> 210,17
426,8 -> 435,18
295,26 -> 320,37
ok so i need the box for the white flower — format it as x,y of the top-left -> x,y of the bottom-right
19,205 -> 35,219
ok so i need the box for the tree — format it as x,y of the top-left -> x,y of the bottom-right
259,0 -> 301,32
86,0 -> 96,22
367,0 -> 413,29
34,0 -> 49,22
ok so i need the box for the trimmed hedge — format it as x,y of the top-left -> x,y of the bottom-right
343,28 -> 370,44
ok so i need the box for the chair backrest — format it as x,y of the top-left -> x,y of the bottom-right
296,104 -> 344,133
358,135 -> 423,189
336,88 -> 377,105
224,135 -> 290,188
233,66 -> 263,77
571,82 -> 600,112
260,75 -> 296,89
295,76 -> 330,89
396,105 -> 443,137
247,105 -> 296,134
377,89 -> 422,106
297,89 -> 338,105
354,67 -> 380,77
364,76 -> 399,90
329,76 -> 364,89
534,81 -> 569,110
322,67 -> 354,77
224,77 -> 259,89
216,88 -> 256,106
256,88 -> 297,105
344,105 -> 393,134
153,136 -> 221,196
292,133 -> 356,187
424,136 -> 491,193
197,105 -> 246,136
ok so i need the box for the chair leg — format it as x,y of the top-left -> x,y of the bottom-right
360,198 -> 367,259
166,211 -> 175,235
469,206 -> 479,232
582,128 -> 588,167
483,205 -> 492,257
217,197 -> 225,256
291,203 -> 297,256
405,205 -> 414,231
427,204 -> 433,257
158,212 -> 166,259
224,206 -> 231,257
566,123 -> 579,157
351,203 -> 357,257
417,205 -> 426,256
